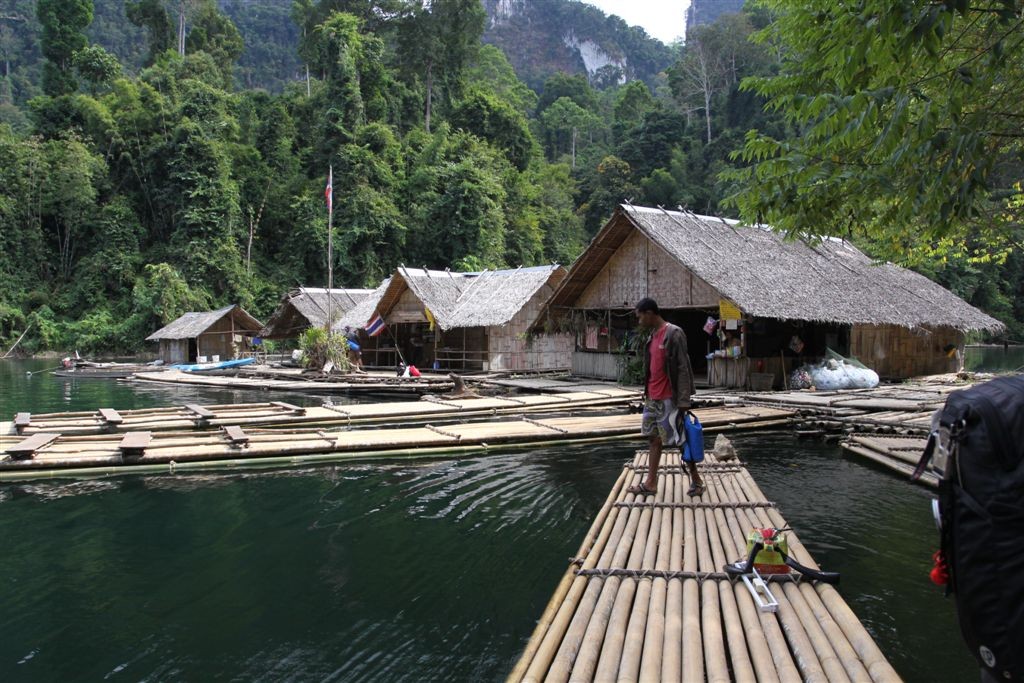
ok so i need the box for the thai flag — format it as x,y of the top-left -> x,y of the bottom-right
365,313 -> 385,337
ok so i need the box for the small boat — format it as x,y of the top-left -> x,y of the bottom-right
53,359 -> 165,379
170,357 -> 256,372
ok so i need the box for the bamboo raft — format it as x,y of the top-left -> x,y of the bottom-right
840,434 -> 936,487
509,450 -> 902,682
3,389 -> 639,437
0,406 -> 796,481
129,369 -> 456,394
732,385 -> 951,413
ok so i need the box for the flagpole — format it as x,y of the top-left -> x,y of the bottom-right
326,165 -> 334,332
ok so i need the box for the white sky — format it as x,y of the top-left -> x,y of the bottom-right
581,0 -> 689,44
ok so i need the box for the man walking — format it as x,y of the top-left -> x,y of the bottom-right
628,298 -> 703,497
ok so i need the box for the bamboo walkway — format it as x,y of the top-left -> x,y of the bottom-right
720,383 -> 955,414
0,406 -> 795,481
509,450 -> 902,683
3,389 -> 638,437
130,369 -> 455,394
840,434 -> 936,487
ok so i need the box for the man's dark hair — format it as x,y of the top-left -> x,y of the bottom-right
635,298 -> 659,315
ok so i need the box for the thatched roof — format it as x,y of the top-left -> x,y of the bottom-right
336,278 -> 391,331
339,266 -> 564,332
445,266 -> 566,328
146,305 -> 263,341
541,205 -> 1004,332
261,287 -> 374,338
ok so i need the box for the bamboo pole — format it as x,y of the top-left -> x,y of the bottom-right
591,498 -> 654,680
2,321 -> 32,358
508,467 -> 629,683
662,474 -> 685,680
548,497 -> 634,683
637,472 -> 673,682
680,505 -> 703,681
617,474 -> 668,681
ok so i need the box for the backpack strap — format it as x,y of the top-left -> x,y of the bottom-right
911,432 -> 937,482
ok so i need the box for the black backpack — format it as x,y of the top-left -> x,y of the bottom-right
914,375 -> 1024,681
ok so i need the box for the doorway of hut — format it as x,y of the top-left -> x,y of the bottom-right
388,322 -> 435,371
188,338 -> 198,363
601,307 -> 716,386
660,309 -> 718,386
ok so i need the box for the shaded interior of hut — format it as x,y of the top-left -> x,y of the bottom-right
572,307 -> 851,390
359,322 -> 490,371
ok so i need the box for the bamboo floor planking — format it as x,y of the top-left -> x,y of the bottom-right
509,450 -> 903,683
0,407 -> 796,480
840,434 -> 936,487
2,389 -> 639,437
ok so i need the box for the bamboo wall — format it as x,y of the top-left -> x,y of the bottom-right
576,231 -> 720,310
489,283 -> 573,371
159,339 -> 189,364
389,288 -> 429,323
851,324 -> 963,379
196,315 -> 243,361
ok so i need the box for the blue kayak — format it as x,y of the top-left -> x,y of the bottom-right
171,357 -> 256,372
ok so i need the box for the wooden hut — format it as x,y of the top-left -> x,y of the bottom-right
339,266 -> 572,372
146,305 -> 263,364
260,287 -> 373,340
534,205 -> 1004,385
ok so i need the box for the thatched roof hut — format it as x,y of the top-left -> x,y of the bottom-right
339,266 -> 571,372
539,205 -> 1003,383
146,305 -> 263,364
261,287 -> 374,339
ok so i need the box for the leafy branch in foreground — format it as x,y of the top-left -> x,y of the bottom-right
725,0 -> 1024,259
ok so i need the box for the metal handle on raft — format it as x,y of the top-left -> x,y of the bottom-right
742,569 -> 779,613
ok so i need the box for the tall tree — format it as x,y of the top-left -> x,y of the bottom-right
184,0 -> 242,88
397,0 -> 485,132
668,26 -> 727,144
126,0 -> 174,65
36,0 -> 93,96
727,0 -> 1024,257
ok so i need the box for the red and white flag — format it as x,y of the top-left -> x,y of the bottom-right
365,313 -> 385,337
325,167 -> 333,214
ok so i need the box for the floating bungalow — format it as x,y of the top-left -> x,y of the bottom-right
339,266 -> 572,372
533,205 -> 1003,386
146,305 -> 263,364
260,287 -> 374,340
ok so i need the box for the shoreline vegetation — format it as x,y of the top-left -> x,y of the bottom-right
1,1 -> 1020,356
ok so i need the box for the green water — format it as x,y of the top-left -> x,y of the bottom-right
965,345 -> 1024,373
1,359 -> 977,681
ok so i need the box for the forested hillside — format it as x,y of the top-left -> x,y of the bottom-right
0,0 -> 1019,355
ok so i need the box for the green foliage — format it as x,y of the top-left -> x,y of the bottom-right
185,1 -> 244,88
450,89 -> 534,171
123,1 -> 173,66
616,326 -> 651,385
2,0 -> 1018,355
37,0 -> 94,96
73,45 -> 121,93
298,326 -> 351,371
466,44 -> 538,116
726,0 -> 1024,254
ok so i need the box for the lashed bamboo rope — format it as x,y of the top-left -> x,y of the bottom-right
509,452 -> 903,683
